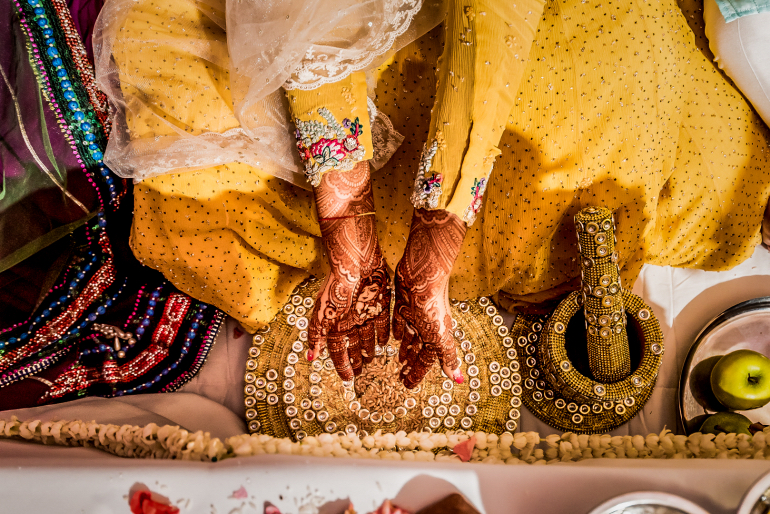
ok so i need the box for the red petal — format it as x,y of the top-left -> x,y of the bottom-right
452,435 -> 476,462
130,491 -> 152,514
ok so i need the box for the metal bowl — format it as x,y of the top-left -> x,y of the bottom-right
737,469 -> 770,514
587,491 -> 711,514
679,297 -> 770,434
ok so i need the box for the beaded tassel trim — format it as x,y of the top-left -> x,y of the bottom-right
410,140 -> 442,210
294,108 -> 366,187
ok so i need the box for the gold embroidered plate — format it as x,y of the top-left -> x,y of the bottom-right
244,278 -> 521,440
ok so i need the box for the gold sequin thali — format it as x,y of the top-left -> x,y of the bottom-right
244,278 -> 521,440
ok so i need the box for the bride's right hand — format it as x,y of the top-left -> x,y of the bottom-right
308,162 -> 391,381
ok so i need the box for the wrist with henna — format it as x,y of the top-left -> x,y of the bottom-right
393,208 -> 467,389
308,162 -> 391,381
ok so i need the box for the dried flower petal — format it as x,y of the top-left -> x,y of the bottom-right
453,435 -> 476,462
231,486 -> 248,499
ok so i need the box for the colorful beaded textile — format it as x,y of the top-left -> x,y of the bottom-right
0,0 -> 222,409
410,140 -> 442,210
244,279 -> 521,440
49,0 -> 109,128
294,108 -> 366,187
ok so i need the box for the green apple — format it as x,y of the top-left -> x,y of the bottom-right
699,412 -> 753,435
710,349 -> 770,410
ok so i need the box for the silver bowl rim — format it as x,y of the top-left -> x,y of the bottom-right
677,296 -> 770,434
736,467 -> 770,514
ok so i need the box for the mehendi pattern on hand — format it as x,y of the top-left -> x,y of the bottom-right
393,208 -> 467,389
309,162 -> 391,381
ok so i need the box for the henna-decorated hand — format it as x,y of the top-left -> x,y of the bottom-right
308,162 -> 391,381
393,208 -> 467,389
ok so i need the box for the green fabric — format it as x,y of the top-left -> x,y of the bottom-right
0,211 -> 96,273
716,0 -> 770,22
37,82 -> 66,184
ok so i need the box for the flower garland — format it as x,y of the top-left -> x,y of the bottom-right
3,416 -> 769,464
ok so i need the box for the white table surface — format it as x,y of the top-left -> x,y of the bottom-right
2,441 -> 770,514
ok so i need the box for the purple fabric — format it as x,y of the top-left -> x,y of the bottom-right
66,0 -> 104,63
0,1 -> 97,264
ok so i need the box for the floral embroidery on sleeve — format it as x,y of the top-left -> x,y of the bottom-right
294,107 -> 366,187
410,140 -> 442,209
462,174 -> 489,226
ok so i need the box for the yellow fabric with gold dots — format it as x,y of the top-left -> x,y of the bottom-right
418,0 -> 545,225
118,0 -> 770,331
111,0 -> 236,139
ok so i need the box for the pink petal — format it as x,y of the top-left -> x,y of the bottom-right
265,506 -> 282,514
452,435 -> 477,462
230,486 -> 248,500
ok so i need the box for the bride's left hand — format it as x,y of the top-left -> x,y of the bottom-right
392,208 -> 466,389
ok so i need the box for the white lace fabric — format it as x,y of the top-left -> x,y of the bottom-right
93,0 -> 443,186
280,1 -> 425,90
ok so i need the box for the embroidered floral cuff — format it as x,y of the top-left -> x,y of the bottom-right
411,137 -> 495,227
294,108 -> 367,187
410,140 -> 442,210
462,175 -> 490,226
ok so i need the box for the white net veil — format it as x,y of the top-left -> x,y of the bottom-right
93,0 -> 445,186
